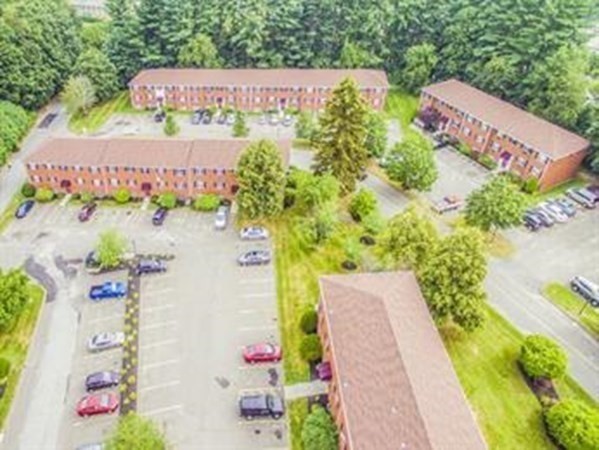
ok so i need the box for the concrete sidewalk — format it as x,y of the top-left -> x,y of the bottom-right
284,380 -> 328,401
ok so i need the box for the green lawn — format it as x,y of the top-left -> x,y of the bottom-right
0,192 -> 24,234
69,91 -> 144,134
531,177 -> 587,203
543,282 -> 599,339
0,283 -> 45,429
287,398 -> 309,450
384,88 -> 420,141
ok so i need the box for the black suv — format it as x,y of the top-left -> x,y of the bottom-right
570,276 -> 599,308
239,393 -> 284,420
135,258 -> 166,275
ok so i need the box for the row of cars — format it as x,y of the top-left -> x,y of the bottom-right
523,186 -> 598,231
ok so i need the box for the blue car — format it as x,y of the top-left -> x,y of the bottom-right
15,200 -> 34,219
89,282 -> 127,301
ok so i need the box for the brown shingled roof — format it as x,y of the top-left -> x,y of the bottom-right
189,139 -> 291,168
25,138 -> 107,166
129,68 -> 389,89
319,272 -> 487,450
422,79 -> 589,160
103,138 -> 192,168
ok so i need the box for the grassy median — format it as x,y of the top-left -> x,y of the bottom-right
69,91 -> 143,134
0,283 -> 45,429
543,282 -> 599,339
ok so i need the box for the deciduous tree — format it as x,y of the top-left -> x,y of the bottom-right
96,230 -> 127,269
465,176 -> 527,233
419,227 -> 487,331
0,269 -> 30,330
400,43 -> 438,93
232,112 -> 250,137
287,170 -> 340,213
61,76 -> 97,117
386,135 -> 437,191
364,110 -> 387,158
73,49 -> 120,102
348,188 -> 377,222
237,140 -> 286,219
313,77 -> 369,193
106,413 -> 167,450
178,33 -> 221,68
338,40 -> 381,68
301,405 -> 338,450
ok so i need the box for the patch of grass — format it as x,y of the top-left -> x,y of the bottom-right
0,192 -> 24,234
532,177 -> 586,203
292,138 -> 312,149
69,91 -> 144,134
287,398 -> 308,450
443,306 -> 596,450
0,283 -> 45,429
384,88 -> 420,141
542,282 -> 599,339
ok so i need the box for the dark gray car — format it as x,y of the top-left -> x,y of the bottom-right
570,276 -> 599,307
238,250 -> 271,266
239,393 -> 284,420
85,371 -> 120,391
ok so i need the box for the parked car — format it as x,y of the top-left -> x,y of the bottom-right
258,115 -> 267,125
135,258 -> 166,275
522,212 -> 543,231
316,361 -> 332,381
269,115 -> 279,126
191,109 -> 204,125
432,195 -> 463,214
214,205 -> 229,230
531,208 -> 555,227
15,200 -> 34,219
153,110 -> 166,123
85,251 -> 100,269
76,392 -> 119,417
565,188 -> 596,209
570,276 -> 599,307
89,282 -> 127,301
238,250 -> 271,266
85,371 -> 120,391
152,207 -> 168,226
239,226 -> 269,241
243,343 -> 282,364
239,393 -> 284,420
202,113 -> 212,124
226,113 -> 235,125
586,184 -> 599,197
78,202 -> 97,222
217,113 -> 227,125
87,332 -> 125,352
538,202 -> 568,223
550,198 -> 577,218
282,115 -> 293,126
577,187 -> 599,204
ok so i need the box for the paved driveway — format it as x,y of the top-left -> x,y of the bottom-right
0,203 -> 286,450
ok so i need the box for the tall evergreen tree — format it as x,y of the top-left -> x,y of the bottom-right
73,49 -> 120,102
312,77 -> 369,193
105,0 -> 144,84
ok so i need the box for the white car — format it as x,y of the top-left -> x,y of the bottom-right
240,226 -> 269,241
87,332 -> 125,353
539,202 -> 568,223
215,206 -> 229,230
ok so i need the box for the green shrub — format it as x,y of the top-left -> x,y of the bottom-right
348,188 -> 378,222
157,192 -> 177,209
113,187 -> 131,204
0,358 -> 10,380
164,115 -> 179,136
301,405 -> 338,450
21,182 -> 36,198
545,400 -> 599,450
299,334 -> 323,362
192,194 -> 220,212
232,111 -> 249,137
457,142 -> 472,157
34,187 -> 54,203
479,154 -> 498,170
362,212 -> 385,235
300,309 -> 318,334
80,192 -> 94,203
522,177 -> 540,194
519,334 -> 567,380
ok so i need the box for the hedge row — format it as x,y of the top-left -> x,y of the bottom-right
0,101 -> 34,166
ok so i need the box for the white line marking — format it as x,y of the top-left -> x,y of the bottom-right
238,309 -> 257,314
240,278 -> 272,285
73,415 -> 117,427
238,325 -> 278,332
140,380 -> 181,393
142,304 -> 175,313
141,358 -> 180,370
143,404 -> 183,417
140,339 -> 178,350
140,321 -> 177,331
242,293 -> 272,299
87,314 -> 123,325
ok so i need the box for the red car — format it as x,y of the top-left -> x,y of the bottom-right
242,343 -> 282,364
76,392 -> 119,417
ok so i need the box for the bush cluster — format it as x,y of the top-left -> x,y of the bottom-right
21,183 -> 36,198
545,400 -> 599,450
348,188 -> 377,222
300,309 -> 318,334
0,101 -> 34,166
300,334 -> 323,362
193,194 -> 220,212
113,187 -> 131,204
157,192 -> 177,209
34,187 -> 54,203
519,334 -> 567,380
478,153 -> 498,170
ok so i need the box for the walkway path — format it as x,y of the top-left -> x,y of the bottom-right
284,380 -> 328,401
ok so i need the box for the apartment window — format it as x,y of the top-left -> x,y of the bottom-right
220,168 -> 226,175
491,142 -> 501,151
463,127 -> 471,136
110,178 -> 119,186
128,179 -> 136,187
77,178 -> 84,185
33,175 -> 40,183
530,167 -> 541,177
517,157 -> 527,167
538,154 -> 549,165
482,124 -> 489,131
93,179 -> 102,187
467,116 -> 474,123
307,87 -> 314,94
476,135 -> 484,144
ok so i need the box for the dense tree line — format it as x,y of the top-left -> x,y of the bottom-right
0,101 -> 34,166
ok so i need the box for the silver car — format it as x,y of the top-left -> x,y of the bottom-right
239,226 -> 269,241
87,332 -> 125,353
238,250 -> 271,266
539,202 -> 568,223
215,206 -> 229,230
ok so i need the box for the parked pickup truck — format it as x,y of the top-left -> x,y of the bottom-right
89,282 -> 127,301
432,195 -> 464,214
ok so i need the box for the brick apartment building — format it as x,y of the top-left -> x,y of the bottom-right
128,69 -> 389,112
25,138 -> 291,199
420,79 -> 590,190
317,272 -> 487,450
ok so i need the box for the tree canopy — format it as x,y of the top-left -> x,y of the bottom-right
178,33 -> 222,68
61,76 -> 97,117
106,413 -> 167,450
313,77 -> 369,193
545,400 -> 599,450
301,405 -> 338,450
0,269 -> 30,330
519,334 -> 568,380
0,101 -> 34,166
73,49 -> 120,103
387,135 -> 437,191
237,140 -> 286,219
96,230 -> 127,269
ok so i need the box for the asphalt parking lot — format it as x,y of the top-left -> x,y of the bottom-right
0,202 -> 286,450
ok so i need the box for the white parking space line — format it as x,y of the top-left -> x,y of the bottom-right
143,287 -> 176,297
140,380 -> 181,393
141,358 -> 180,370
143,404 -> 183,417
72,415 -> 117,428
242,293 -> 272,299
87,314 -> 124,325
141,304 -> 175,313
83,351 -> 122,360
238,325 -> 278,332
140,339 -> 178,350
240,278 -> 272,285
140,320 -> 178,331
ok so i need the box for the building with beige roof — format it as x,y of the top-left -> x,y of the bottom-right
128,68 -> 389,112
317,271 -> 487,450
